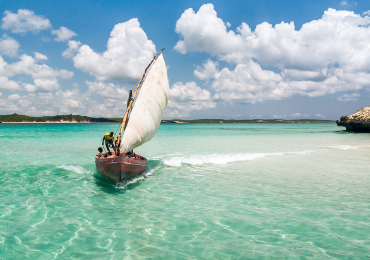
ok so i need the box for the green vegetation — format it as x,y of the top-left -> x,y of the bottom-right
161,119 -> 334,123
0,113 -> 120,123
0,114 -> 334,123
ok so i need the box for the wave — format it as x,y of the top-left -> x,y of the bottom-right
324,145 -> 357,150
57,165 -> 93,174
162,152 -> 310,167
115,165 -> 161,189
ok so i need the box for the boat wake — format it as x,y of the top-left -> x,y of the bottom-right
57,165 -> 93,174
115,165 -> 161,189
161,151 -> 312,167
324,145 -> 357,150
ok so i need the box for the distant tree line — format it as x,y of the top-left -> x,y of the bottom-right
0,114 -> 122,123
0,114 -> 334,123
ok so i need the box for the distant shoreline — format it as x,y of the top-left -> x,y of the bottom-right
0,114 -> 335,124
161,119 -> 335,124
1,121 -> 93,124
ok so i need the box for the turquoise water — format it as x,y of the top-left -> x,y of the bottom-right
1,123 -> 370,259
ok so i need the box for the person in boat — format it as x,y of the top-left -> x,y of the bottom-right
127,90 -> 133,107
126,150 -> 135,157
102,132 -> 116,155
96,147 -> 103,158
115,135 -> 121,156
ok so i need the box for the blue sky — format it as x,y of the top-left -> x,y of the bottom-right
1,0 -> 370,119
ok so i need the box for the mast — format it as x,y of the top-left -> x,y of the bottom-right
116,48 -> 165,148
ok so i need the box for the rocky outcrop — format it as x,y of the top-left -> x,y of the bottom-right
336,106 -> 370,132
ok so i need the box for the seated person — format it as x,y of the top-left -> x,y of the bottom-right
126,150 -> 135,157
96,147 -> 103,158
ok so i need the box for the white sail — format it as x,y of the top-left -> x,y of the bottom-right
120,53 -> 169,153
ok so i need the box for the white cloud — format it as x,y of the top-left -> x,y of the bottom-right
52,26 -> 77,42
62,40 -> 82,58
174,4 -> 244,55
170,81 -> 212,101
0,54 -> 73,92
86,80 -> 129,100
194,59 -> 219,80
8,93 -> 21,100
0,34 -> 19,57
177,6 -> 370,72
338,93 -> 360,101
166,81 -> 216,117
72,18 -> 156,82
23,83 -> 37,92
341,1 -> 357,6
315,114 -> 326,117
211,61 -> 367,103
0,75 -> 21,90
1,9 -> 51,33
175,5 -> 370,103
292,113 -> 301,117
211,60 -> 286,103
0,80 -> 134,118
33,52 -> 48,60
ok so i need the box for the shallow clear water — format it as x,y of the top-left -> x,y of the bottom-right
1,123 -> 369,259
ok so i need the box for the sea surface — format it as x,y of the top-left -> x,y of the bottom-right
0,123 -> 369,259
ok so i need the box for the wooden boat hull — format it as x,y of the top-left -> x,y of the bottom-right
95,152 -> 147,183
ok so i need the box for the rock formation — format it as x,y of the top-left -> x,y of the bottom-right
336,106 -> 370,132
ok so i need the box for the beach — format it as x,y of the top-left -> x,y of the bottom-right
0,122 -> 369,258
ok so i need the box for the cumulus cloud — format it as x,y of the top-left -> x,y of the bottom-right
292,113 -> 301,117
211,60 -> 285,103
166,81 -> 216,117
86,80 -> 129,100
70,18 -> 156,82
0,75 -> 21,90
0,34 -> 19,57
62,40 -> 82,58
0,80 -> 133,118
174,4 -> 243,55
8,93 -> 21,100
0,54 -> 73,92
174,5 -> 370,103
1,9 -> 51,33
52,26 -> 77,42
0,90 -> 86,116
338,93 -> 360,101
176,5 -> 370,71
194,59 -> 219,80
33,52 -> 48,60
211,60 -> 367,103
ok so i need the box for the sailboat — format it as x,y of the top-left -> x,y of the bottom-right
95,49 -> 169,183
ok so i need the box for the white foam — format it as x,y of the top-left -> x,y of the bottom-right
57,165 -> 93,174
325,145 -> 357,150
142,165 -> 161,177
162,152 -> 285,167
115,165 -> 161,189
